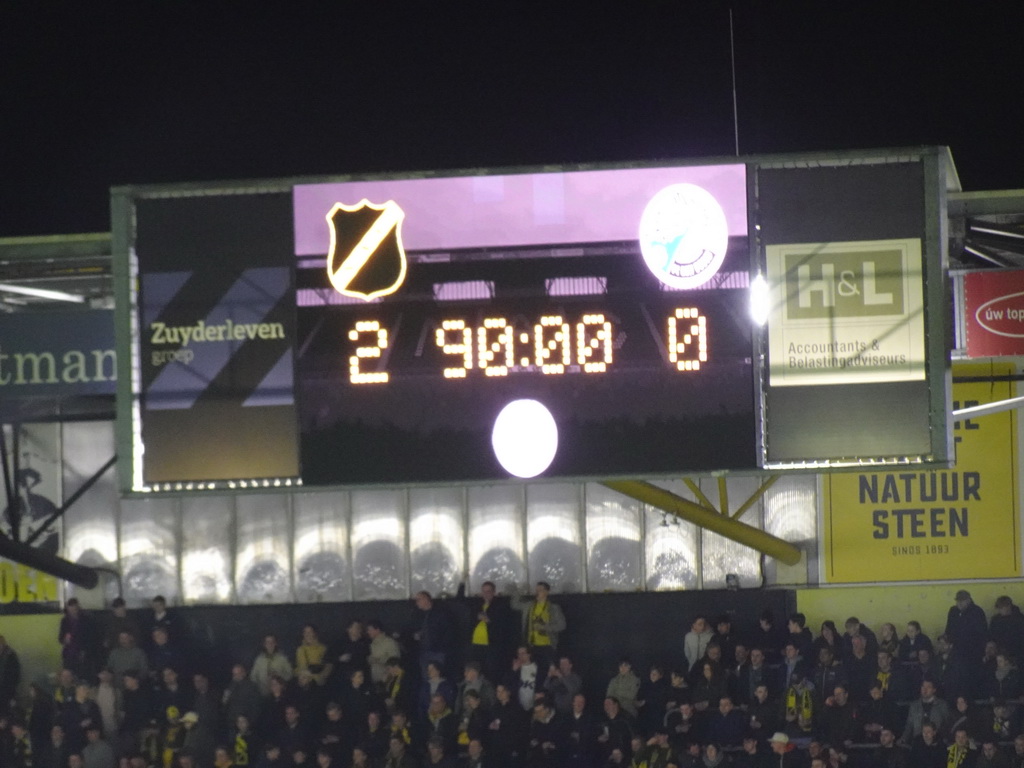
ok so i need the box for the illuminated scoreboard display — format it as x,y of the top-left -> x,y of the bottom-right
115,149 -> 952,491
293,165 -> 755,484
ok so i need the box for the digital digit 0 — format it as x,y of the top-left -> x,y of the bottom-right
348,320 -> 390,384
667,308 -> 707,371
576,313 -> 613,373
477,318 -> 513,377
435,319 -> 473,378
535,315 -> 571,374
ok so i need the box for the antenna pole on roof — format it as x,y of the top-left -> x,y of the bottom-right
729,8 -> 740,157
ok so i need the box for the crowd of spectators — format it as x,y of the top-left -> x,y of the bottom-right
2,585 -> 1024,768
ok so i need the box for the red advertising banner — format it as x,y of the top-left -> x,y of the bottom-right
964,270 -> 1024,357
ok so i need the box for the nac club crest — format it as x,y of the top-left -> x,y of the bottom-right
326,199 -> 408,301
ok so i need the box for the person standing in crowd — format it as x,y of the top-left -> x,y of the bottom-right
367,620 -> 401,689
148,627 -> 185,681
224,662 -> 263,728
102,597 -> 140,652
0,634 -> 21,715
59,598 -> 97,677
516,581 -> 566,674
510,645 -> 541,712
637,663 -> 670,734
946,589 -> 989,691
605,658 -> 641,720
683,617 -> 714,674
780,642 -> 808,692
991,596 -> 1024,663
544,655 -> 583,717
107,631 -> 149,687
712,615 -> 738,665
786,614 -> 814,661
334,620 -> 370,682
252,634 -> 293,696
296,624 -> 333,688
149,595 -> 176,642
415,591 -> 455,676
754,611 -> 785,664
467,581 -> 512,683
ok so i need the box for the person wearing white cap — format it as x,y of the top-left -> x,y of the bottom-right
769,732 -> 800,767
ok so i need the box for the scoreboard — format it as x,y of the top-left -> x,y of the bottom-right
113,150 -> 952,492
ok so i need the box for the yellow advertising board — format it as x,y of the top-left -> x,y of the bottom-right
823,362 -> 1019,582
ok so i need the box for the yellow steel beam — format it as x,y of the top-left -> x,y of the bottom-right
683,478 -> 717,512
717,476 -> 728,517
731,475 -> 780,520
602,479 -> 802,565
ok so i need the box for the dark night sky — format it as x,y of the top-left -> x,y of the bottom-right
2,3 -> 1022,237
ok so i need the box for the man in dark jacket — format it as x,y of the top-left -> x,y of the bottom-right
415,591 -> 455,676
871,727 -> 909,768
991,596 -> 1024,662
946,590 -> 989,690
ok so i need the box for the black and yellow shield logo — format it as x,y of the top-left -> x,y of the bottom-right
326,199 -> 408,301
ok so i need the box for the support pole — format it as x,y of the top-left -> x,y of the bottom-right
602,479 -> 802,565
25,455 -> 117,547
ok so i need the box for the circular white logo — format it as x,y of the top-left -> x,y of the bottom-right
638,183 -> 730,290
491,399 -> 558,478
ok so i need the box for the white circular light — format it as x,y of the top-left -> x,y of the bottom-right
491,399 -> 558,478
638,183 -> 730,290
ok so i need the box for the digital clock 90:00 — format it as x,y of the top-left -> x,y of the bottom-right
346,306 -> 709,384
